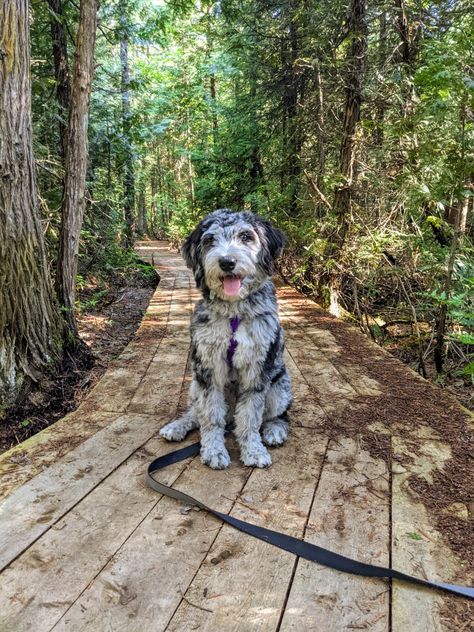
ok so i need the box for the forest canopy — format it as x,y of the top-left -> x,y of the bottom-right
0,0 -> 473,414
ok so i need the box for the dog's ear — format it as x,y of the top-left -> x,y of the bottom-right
256,217 -> 287,272
181,223 -> 204,271
182,221 -> 209,291
264,221 -> 286,260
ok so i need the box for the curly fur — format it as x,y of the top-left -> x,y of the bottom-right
160,209 -> 292,469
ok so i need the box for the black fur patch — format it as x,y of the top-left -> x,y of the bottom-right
263,328 -> 281,376
270,366 -> 286,385
191,344 -> 212,389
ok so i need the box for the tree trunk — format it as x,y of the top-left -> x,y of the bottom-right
136,184 -> 148,237
47,0 -> 70,162
332,0 -> 368,250
434,204 -> 462,373
394,0 -> 421,121
320,0 -> 368,313
281,2 -> 301,216
0,0 -> 64,413
120,11 -> 135,248
55,0 -> 98,338
374,10 -> 387,148
314,59 -> 325,191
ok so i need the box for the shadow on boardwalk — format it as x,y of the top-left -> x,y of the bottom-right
0,241 -> 472,631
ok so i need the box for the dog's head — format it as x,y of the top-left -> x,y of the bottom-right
182,209 -> 286,301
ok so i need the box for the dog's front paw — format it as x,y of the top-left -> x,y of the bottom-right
200,445 -> 231,470
241,443 -> 272,468
159,420 -> 188,442
262,421 -> 289,447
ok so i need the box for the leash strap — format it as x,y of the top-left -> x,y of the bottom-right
146,442 -> 474,600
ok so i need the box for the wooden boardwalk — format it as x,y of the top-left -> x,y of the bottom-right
0,241 -> 472,631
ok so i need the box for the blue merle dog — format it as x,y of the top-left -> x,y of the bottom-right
159,209 -> 292,469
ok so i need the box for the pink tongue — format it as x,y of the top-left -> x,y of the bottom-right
223,276 -> 241,297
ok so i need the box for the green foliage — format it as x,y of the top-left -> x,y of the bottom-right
29,0 -> 473,384
77,288 -> 109,313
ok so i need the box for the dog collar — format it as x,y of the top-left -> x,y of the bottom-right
226,316 -> 240,368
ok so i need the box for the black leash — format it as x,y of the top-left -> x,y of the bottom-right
146,441 -> 474,601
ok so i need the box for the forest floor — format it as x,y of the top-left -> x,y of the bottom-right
380,330 -> 473,413
0,265 -> 158,453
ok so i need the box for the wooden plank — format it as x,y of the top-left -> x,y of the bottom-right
279,437 -> 390,631
0,410 -> 119,501
0,273 -> 192,572
0,412 -> 173,572
283,324 -> 357,419
284,351 -> 328,429
280,303 -> 382,398
50,441 -> 251,632
164,427 -> 328,632
82,276 -> 179,414
127,278 -> 193,416
391,436 -> 462,631
0,434 -> 197,632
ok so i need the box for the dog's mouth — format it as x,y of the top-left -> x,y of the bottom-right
221,274 -> 242,297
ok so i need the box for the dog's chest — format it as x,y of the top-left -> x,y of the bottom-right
195,315 -> 271,370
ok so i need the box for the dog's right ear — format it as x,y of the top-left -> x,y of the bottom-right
181,223 -> 204,271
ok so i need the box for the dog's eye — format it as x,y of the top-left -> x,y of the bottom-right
202,234 -> 214,246
240,232 -> 254,243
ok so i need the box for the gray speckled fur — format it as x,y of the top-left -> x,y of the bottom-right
160,209 -> 292,469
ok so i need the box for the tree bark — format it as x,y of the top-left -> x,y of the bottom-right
120,10 -> 135,248
434,203 -> 461,373
320,0 -> 368,313
0,0 -> 64,413
314,59 -> 325,192
46,0 -> 70,162
281,1 -> 301,216
136,183 -> 148,237
374,10 -> 387,148
332,0 -> 368,250
55,0 -> 98,337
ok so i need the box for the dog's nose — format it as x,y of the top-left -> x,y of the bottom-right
219,257 -> 236,273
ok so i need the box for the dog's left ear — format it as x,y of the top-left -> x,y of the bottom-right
257,217 -> 287,272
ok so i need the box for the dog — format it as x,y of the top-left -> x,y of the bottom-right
159,209 -> 292,469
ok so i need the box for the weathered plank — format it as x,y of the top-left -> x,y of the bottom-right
0,413 -> 166,572
0,410 -> 118,501
164,427 -> 328,632
0,271 -> 193,572
283,324 -> 357,418
127,278 -> 194,416
280,303 -> 382,398
284,351 -> 328,429
391,436 -> 462,631
50,441 -> 251,632
279,437 -> 390,631
0,434 -> 196,632
83,275 -> 180,414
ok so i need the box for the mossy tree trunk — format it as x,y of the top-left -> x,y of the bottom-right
55,0 -> 98,337
0,0 -> 64,413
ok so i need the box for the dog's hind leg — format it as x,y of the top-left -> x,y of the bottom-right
262,368 -> 292,447
159,410 -> 199,442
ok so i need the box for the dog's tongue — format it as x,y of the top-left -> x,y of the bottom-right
223,276 -> 241,297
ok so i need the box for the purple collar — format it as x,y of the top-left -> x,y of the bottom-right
226,316 -> 240,368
